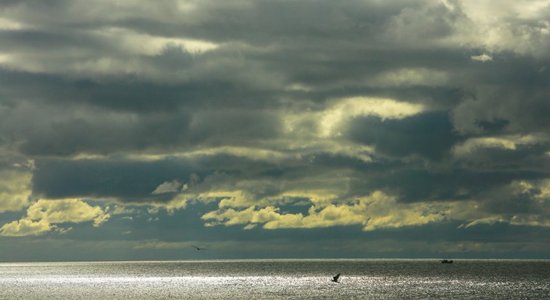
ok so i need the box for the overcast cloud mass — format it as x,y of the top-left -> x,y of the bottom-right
1,0 -> 550,260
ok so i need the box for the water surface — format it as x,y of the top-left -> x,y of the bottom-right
1,259 -> 548,299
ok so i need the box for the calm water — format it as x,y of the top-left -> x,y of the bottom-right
1,259 -> 549,299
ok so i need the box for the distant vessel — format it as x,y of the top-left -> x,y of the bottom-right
441,259 -> 453,264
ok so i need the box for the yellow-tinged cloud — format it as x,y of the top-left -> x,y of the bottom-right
129,179 -> 550,233
320,97 -> 425,137
95,27 -> 219,55
0,17 -> 26,30
368,68 -> 449,87
452,134 -> 542,156
27,199 -> 109,226
0,218 -> 51,237
0,199 -> 110,237
148,186 -> 345,217
214,189 -> 339,209
126,146 -> 293,162
149,194 -> 190,213
0,26 -> 219,79
0,170 -> 32,213
535,180 -> 550,201
202,191 -> 460,231
461,215 -> 550,228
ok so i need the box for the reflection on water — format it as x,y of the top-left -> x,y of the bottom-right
1,259 -> 549,299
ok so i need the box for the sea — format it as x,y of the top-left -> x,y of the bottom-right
1,259 -> 549,299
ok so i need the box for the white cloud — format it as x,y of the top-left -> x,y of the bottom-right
470,53 -> 493,62
284,83 -> 313,92
384,0 -> 550,58
460,0 -> 550,21
152,180 -> 183,194
454,0 -> 550,57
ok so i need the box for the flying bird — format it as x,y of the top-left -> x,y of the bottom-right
331,273 -> 341,283
191,245 -> 207,251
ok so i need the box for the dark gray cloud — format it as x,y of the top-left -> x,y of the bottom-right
358,167 -> 549,203
346,112 -> 460,160
452,54 -> 550,135
31,155 -> 277,200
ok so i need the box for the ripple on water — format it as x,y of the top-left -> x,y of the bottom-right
0,260 -> 549,299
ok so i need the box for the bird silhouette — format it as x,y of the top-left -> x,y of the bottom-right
191,245 -> 207,251
331,273 -> 341,283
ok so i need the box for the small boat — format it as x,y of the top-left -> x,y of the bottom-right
441,259 -> 453,264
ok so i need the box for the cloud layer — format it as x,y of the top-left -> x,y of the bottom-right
1,0 -> 550,259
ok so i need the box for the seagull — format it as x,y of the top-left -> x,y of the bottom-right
191,245 -> 207,251
331,273 -> 341,283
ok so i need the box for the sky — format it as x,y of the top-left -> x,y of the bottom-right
1,0 -> 550,261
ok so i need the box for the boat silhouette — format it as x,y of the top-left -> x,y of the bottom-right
441,259 -> 453,264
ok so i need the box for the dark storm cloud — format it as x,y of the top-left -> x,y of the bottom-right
481,182 -> 543,215
0,67 -> 284,113
453,143 -> 550,170
0,88 -> 282,156
31,154 -> 285,200
1,0 -> 416,41
17,110 -> 192,156
0,0 -> 508,121
452,54 -> 550,135
357,167 -> 550,203
346,112 -> 460,160
0,0 -> 472,105
0,0 -> 547,182
31,158 -> 189,200
0,29 -> 114,54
